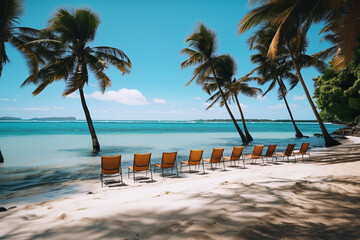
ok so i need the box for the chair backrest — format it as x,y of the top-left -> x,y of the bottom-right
299,143 -> 310,154
161,152 -> 177,168
133,153 -> 152,171
231,146 -> 244,160
284,144 -> 296,156
210,148 -> 224,163
188,149 -> 204,165
252,145 -> 264,156
265,145 -> 277,157
101,155 -> 121,174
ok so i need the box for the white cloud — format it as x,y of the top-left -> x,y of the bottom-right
256,95 -> 267,101
0,98 -> 16,102
240,103 -> 248,109
192,97 -> 203,101
53,106 -> 66,110
88,88 -> 148,105
269,103 -> 285,110
153,98 -> 167,104
66,93 -> 79,98
293,95 -> 306,100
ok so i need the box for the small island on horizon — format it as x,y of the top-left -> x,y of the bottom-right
0,116 -> 76,121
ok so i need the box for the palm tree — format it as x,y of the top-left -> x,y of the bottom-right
248,25 -> 326,138
25,9 -> 131,153
238,1 -> 341,147
238,0 -> 360,69
181,24 -> 249,145
0,0 -> 41,79
203,55 -> 262,141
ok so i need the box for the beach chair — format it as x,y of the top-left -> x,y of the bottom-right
203,148 -> 225,170
100,155 -> 123,187
275,144 -> 296,162
180,149 -> 205,174
244,145 -> 265,165
128,153 -> 153,182
153,152 -> 178,178
223,146 -> 245,168
262,145 -> 277,163
293,143 -> 310,161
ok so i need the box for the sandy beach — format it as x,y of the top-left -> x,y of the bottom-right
0,136 -> 359,240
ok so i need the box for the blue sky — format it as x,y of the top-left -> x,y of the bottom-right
0,0 -> 332,120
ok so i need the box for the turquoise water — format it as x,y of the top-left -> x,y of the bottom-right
0,120 -> 344,204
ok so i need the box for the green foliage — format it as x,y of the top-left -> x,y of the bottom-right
314,49 -> 360,123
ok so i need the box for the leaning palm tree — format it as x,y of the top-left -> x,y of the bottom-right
248,25 -> 326,138
203,55 -> 262,141
181,24 -> 249,145
238,0 -> 341,147
24,9 -> 131,152
0,0 -> 41,79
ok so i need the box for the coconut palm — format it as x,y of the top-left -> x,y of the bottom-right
248,25 -> 326,138
0,0 -> 41,79
238,0 -> 360,69
238,0 -> 341,147
24,9 -> 131,153
181,24 -> 249,145
203,55 -> 261,141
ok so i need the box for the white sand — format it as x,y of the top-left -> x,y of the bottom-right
1,137 -> 359,239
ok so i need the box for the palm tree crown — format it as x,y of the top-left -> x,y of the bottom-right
0,0 -> 41,78
26,8 -> 132,152
181,24 -> 249,144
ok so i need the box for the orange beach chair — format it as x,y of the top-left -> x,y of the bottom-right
223,146 -> 245,168
128,153 -> 153,182
262,145 -> 277,162
153,152 -> 178,178
244,145 -> 265,164
180,149 -> 205,174
100,155 -> 123,187
275,144 -> 296,162
293,143 -> 310,161
203,148 -> 225,170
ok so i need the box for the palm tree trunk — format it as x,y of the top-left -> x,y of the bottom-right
276,77 -> 304,138
0,149 -> 4,163
234,95 -> 253,141
286,42 -> 340,147
211,66 -> 249,145
79,88 -> 101,153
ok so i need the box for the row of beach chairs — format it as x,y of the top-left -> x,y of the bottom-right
100,143 -> 310,187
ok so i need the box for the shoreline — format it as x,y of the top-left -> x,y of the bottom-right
0,136 -> 359,239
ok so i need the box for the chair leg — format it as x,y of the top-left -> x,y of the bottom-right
101,174 -> 103,188
133,171 -> 135,183
150,168 -> 153,181
162,168 -> 164,179
202,160 -> 205,173
176,162 -> 179,177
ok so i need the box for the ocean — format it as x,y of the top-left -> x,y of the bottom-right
0,120 -> 344,204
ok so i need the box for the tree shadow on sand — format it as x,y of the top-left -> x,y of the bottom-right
2,174 -> 359,240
